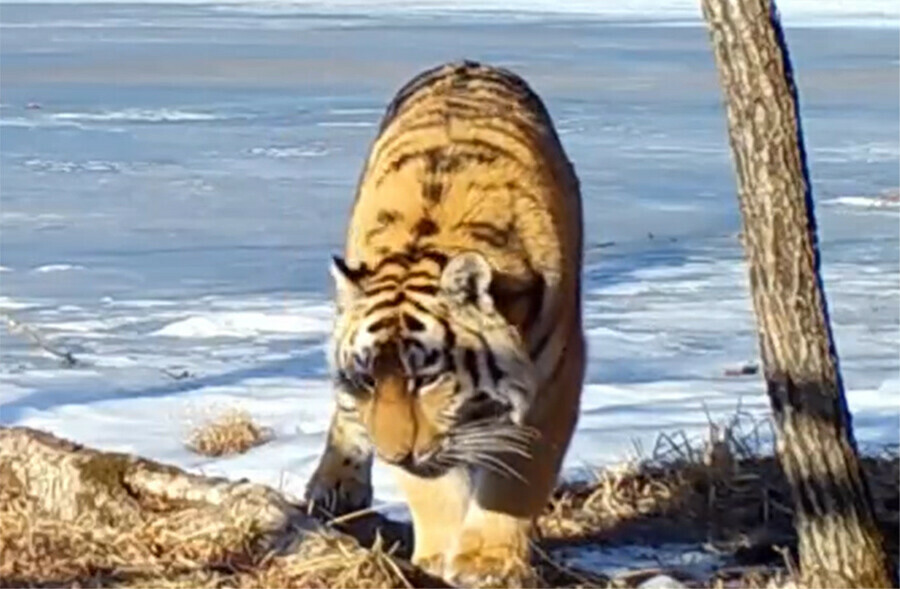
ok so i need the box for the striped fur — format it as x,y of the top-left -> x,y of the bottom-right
306,61 -> 585,586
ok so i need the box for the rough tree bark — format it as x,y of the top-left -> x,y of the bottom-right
700,1 -> 893,587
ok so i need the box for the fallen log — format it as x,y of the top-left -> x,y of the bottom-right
0,426 -> 437,588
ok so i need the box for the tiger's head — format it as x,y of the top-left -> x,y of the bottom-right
329,249 -> 537,478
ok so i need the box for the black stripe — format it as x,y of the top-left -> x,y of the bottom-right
456,75 -> 535,106
379,62 -> 466,132
374,148 -> 421,185
457,221 -> 509,248
371,106 -> 538,187
422,180 -> 444,204
413,217 -> 439,238
367,292 -> 405,313
437,316 -> 456,348
404,296 -> 432,315
367,316 -> 398,333
372,138 -> 437,183
374,59 -> 550,151
484,347 -> 503,385
437,317 -> 457,372
416,249 -> 449,268
402,313 -> 426,332
402,270 -> 439,281
333,256 -> 369,282
364,283 -> 397,297
373,136 -> 499,187
404,283 -> 439,295
382,91 -> 521,142
392,62 -> 480,99
521,277 -> 545,334
385,73 -> 546,140
463,349 -> 480,388
372,253 -> 412,272
380,61 -> 538,130
366,274 -> 402,288
372,142 -> 444,188
452,138 -> 527,168
474,332 -> 503,384
469,122 -> 540,156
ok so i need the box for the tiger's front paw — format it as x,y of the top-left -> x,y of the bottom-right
304,455 -> 372,518
446,550 -> 537,589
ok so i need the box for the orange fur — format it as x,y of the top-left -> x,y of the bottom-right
305,61 -> 585,587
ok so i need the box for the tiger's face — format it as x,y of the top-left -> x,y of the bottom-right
329,250 -> 537,478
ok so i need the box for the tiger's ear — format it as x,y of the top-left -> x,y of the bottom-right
331,256 -> 365,307
440,252 -> 493,309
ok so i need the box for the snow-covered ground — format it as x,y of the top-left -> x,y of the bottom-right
1,1 -> 897,526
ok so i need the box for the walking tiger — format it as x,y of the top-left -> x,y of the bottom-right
305,60 -> 585,587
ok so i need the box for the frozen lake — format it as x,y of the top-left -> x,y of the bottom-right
0,3 -> 897,508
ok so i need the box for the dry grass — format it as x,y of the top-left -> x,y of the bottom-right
0,481 -> 424,589
185,409 -> 273,457
3,415 -> 897,589
537,413 -> 899,588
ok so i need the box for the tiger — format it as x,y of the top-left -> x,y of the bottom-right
304,60 -> 585,587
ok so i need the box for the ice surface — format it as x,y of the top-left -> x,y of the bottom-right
1,1 -> 898,28
0,3 -> 897,574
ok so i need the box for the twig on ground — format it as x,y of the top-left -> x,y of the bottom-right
3,313 -> 80,367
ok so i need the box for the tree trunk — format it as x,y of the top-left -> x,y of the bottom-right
700,1 -> 893,586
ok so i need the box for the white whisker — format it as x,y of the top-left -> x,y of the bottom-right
442,446 -> 527,482
465,451 -> 526,482
453,429 -> 536,447
454,441 -> 532,459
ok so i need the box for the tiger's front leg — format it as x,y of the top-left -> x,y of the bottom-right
304,398 -> 373,517
446,505 -> 537,589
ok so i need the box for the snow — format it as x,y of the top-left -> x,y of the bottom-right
50,109 -> 222,123
152,310 -> 332,338
32,264 -> 86,273
247,145 -> 331,158
824,196 -> 900,210
0,1 -> 897,577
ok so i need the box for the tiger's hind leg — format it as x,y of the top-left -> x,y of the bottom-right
304,400 -> 373,517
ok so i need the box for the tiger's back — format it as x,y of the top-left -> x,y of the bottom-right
352,62 -> 579,290
307,61 -> 586,587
